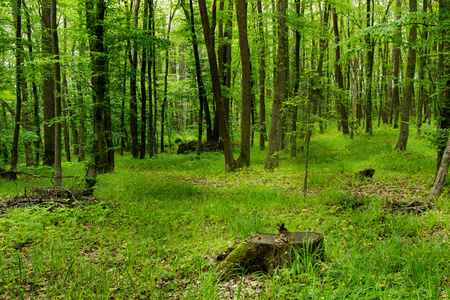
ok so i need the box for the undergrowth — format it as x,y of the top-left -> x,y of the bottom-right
0,124 -> 449,299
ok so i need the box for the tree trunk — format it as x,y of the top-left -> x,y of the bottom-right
61,18 -> 71,163
140,0 -> 148,159
11,0 -> 23,168
129,0 -> 140,158
42,0 -> 55,166
428,135 -> 450,202
236,0 -> 252,167
198,0 -> 238,171
333,9 -> 349,135
365,0 -> 374,134
265,0 -> 287,169
23,0 -> 41,166
392,0 -> 402,129
395,0 -> 417,151
51,0 -> 63,188
257,0 -> 266,150
184,0 -> 208,157
85,0 -> 113,181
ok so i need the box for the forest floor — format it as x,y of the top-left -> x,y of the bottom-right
1,124 -> 450,299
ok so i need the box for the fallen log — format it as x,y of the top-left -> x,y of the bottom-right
217,231 -> 324,275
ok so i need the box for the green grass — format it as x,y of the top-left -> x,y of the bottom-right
0,124 -> 449,299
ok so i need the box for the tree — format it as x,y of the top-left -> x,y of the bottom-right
236,0 -> 252,167
51,0 -> 63,187
265,0 -> 287,169
11,0 -> 23,169
198,0 -> 238,171
85,0 -> 114,180
395,0 -> 417,151
182,0 -> 207,157
257,0 -> 266,151
42,0 -> 55,166
333,8 -> 349,135
365,0 -> 375,134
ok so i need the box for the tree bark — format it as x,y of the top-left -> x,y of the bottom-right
333,8 -> 349,135
198,0 -> 238,171
265,0 -> 287,169
428,135 -> 450,202
395,0 -> 417,151
51,0 -> 63,188
11,0 -> 23,168
85,0 -> 113,180
257,0 -> 266,150
42,0 -> 55,166
129,0 -> 140,158
183,0 -> 208,157
236,0 -> 252,167
436,0 -> 450,172
365,0 -> 375,134
391,0 -> 402,129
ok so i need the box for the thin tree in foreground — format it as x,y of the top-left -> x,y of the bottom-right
395,0 -> 417,151
11,0 -> 23,169
236,0 -> 252,167
265,0 -> 287,169
198,0 -> 238,171
51,0 -> 63,187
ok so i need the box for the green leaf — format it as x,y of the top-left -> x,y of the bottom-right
0,90 -> 15,100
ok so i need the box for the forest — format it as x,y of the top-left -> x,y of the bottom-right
0,0 -> 450,298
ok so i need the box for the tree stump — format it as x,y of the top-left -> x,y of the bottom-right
217,232 -> 324,275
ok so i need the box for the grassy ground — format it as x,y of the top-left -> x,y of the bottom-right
1,124 -> 450,299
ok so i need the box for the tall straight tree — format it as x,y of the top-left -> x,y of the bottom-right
11,0 -> 23,168
182,0 -> 208,157
42,0 -> 55,166
51,0 -> 62,187
333,8 -> 349,134
236,0 -> 251,166
129,0 -> 140,158
365,0 -> 375,134
435,0 -> 450,171
391,0 -> 401,129
395,0 -> 417,151
85,0 -> 114,180
257,0 -> 266,150
161,7 -> 176,153
198,0 -> 238,171
140,0 -> 149,159
265,0 -> 287,169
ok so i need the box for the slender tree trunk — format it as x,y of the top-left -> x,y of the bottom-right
184,0 -> 207,156
395,0 -> 417,151
129,0 -> 140,158
148,0 -> 154,157
11,0 -> 23,168
23,0 -> 41,166
333,8 -> 349,134
257,0 -> 266,150
237,0 -> 252,166
365,0 -> 374,134
140,0 -> 148,159
61,18 -> 71,163
51,0 -> 62,187
265,0 -> 287,169
291,0 -> 302,157
42,0 -> 55,166
392,0 -> 402,129
198,0 -> 238,171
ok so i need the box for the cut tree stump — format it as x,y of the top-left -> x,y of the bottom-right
217,232 -> 324,275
